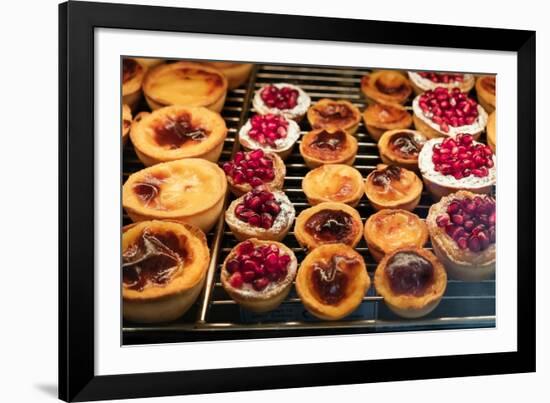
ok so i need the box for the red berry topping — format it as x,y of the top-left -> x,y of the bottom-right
431,134 -> 493,179
222,149 -> 276,188
418,72 -> 464,84
260,85 -> 299,110
246,114 -> 289,147
235,188 -> 281,229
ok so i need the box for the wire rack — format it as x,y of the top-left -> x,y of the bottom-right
122,63 -> 495,345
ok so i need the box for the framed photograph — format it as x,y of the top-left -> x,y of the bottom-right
59,1 -> 536,401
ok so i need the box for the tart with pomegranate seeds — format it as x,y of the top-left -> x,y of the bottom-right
364,209 -> 429,262
122,104 -> 132,145
374,247 -> 447,319
487,112 -> 496,153
238,113 -> 301,160
364,164 -> 423,212
122,220 -> 209,323
360,70 -> 413,106
294,202 -> 363,251
302,164 -> 364,207
222,149 -> 286,197
296,243 -> 370,321
143,61 -> 227,112
129,105 -> 228,165
299,129 -> 358,168
426,191 -> 496,281
418,134 -> 496,200
408,71 -> 475,95
412,87 -> 488,139
362,103 -> 413,142
475,75 -> 496,114
122,158 -> 227,232
253,83 -> 311,122
221,239 -> 298,313
200,62 -> 253,90
378,129 -> 427,172
122,58 -> 145,110
306,99 -> 361,135
225,188 -> 295,242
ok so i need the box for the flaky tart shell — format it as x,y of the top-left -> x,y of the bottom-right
476,75 -> 496,114
362,103 -> 413,142
134,58 -> 164,69
294,202 -> 363,251
143,61 -> 228,112
426,191 -> 495,281
221,239 -> 298,313
364,209 -> 429,262
306,99 -> 361,135
299,129 -> 358,168
226,152 -> 286,197
122,220 -> 210,323
122,103 -> 132,146
122,58 -> 145,111
374,247 -> 447,318
200,62 -> 253,90
487,111 -> 496,153
302,164 -> 364,207
360,70 -> 413,106
122,158 -> 227,232
129,105 -> 228,165
377,129 -> 427,172
296,243 -> 370,320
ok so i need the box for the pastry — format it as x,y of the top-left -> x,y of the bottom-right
362,103 -> 413,142
222,149 -> 285,197
238,113 -> 301,160
252,83 -> 311,122
129,105 -> 228,165
295,243 -> 370,320
364,209 -> 428,262
294,202 -> 363,250
122,220 -> 209,323
299,129 -> 358,168
408,71 -> 475,95
378,129 -> 427,172
427,190 -> 495,281
364,164 -> 423,211
360,70 -> 412,105
412,87 -> 488,139
306,98 -> 361,135
122,58 -> 145,110
221,239 -> 298,312
122,158 -> 227,232
122,104 -> 132,146
134,58 -> 164,69
487,111 -> 496,153
418,134 -> 496,200
200,62 -> 253,90
374,247 -> 447,318
302,164 -> 364,207
225,187 -> 295,242
142,61 -> 227,112
475,75 -> 496,114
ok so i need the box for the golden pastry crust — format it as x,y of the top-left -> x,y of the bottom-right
364,164 -> 423,211
307,99 -> 361,135
296,244 -> 370,320
362,103 -> 413,142
294,202 -> 363,250
302,164 -> 364,207
487,111 -> 496,153
200,62 -> 253,90
378,129 -> 427,172
476,75 -> 496,114
122,104 -> 132,145
374,247 -> 447,318
129,105 -> 227,165
361,70 -> 412,105
299,129 -> 358,168
122,58 -> 145,110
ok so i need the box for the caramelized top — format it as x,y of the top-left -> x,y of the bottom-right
311,255 -> 359,304
367,210 -> 427,252
123,59 -> 140,83
481,76 -> 496,95
305,209 -> 354,243
367,165 -> 420,203
132,173 -> 167,209
371,165 -> 402,187
389,132 -> 423,159
364,103 -> 410,126
152,112 -> 208,149
311,102 -> 356,127
385,251 -> 434,296
362,71 -> 411,102
303,165 -> 363,203
310,130 -> 346,150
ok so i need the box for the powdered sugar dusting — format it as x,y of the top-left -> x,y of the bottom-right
239,116 -> 301,153
252,83 -> 311,120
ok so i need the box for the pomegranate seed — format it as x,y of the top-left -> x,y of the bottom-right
229,272 -> 244,288
419,87 -> 479,132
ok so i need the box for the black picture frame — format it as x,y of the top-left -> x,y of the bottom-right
59,1 -> 536,401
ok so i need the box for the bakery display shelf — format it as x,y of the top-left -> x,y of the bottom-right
122,63 -> 495,345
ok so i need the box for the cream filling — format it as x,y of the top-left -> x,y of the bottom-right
252,83 -> 311,119
408,72 -> 475,92
238,116 -> 301,153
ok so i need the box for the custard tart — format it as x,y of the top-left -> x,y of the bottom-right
129,105 -> 227,165
122,58 -> 145,111
475,75 -> 496,114
302,164 -> 364,207
225,188 -> 295,242
200,62 -> 253,90
252,83 -> 311,122
360,70 -> 412,105
418,134 -> 496,200
122,158 -> 227,232
221,239 -> 298,313
364,209 -> 428,262
412,87 -> 488,139
143,61 -> 227,112
299,129 -> 358,168
408,71 -> 475,95
362,103 -> 413,142
122,104 -> 132,146
487,111 -> 496,153
134,58 -> 164,69
122,220 -> 209,323
294,202 -> 363,251
378,129 -> 426,172
374,247 -> 447,318
306,99 -> 361,135
364,164 -> 423,211
296,243 -> 370,321
426,191 -> 495,281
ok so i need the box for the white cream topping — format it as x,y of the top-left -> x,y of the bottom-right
252,82 -> 311,120
238,115 -> 301,153
408,72 -> 475,92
